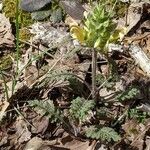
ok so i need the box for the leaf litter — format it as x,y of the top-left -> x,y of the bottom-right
0,0 -> 150,150
0,14 -> 14,48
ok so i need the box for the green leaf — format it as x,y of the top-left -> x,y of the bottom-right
69,97 -> 95,123
94,37 -> 101,48
100,8 -> 105,18
28,100 -> 61,123
85,126 -> 121,142
117,87 -> 140,101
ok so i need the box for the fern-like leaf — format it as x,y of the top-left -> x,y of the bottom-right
28,100 -> 61,123
85,126 -> 121,142
69,97 -> 95,124
117,87 -> 139,101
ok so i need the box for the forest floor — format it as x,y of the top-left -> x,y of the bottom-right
0,0 -> 150,150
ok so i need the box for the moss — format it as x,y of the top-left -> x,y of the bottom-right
2,0 -> 34,46
2,0 -> 33,27
19,28 -> 32,41
2,0 -> 16,19
0,53 -> 14,70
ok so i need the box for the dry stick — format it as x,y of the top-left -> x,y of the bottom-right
92,48 -> 97,100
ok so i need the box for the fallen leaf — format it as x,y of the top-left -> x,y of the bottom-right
0,101 -> 9,121
127,2 -> 150,35
24,137 -> 43,150
61,134 -> 95,150
31,116 -> 49,134
0,128 -> 8,147
145,136 -> 150,150
60,0 -> 85,20
122,120 -> 142,141
0,14 -> 14,47
122,119 -> 148,150
15,117 -> 31,144
31,9 -> 52,21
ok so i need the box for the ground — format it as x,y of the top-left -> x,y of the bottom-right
0,0 -> 150,150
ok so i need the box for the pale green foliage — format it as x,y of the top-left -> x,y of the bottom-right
83,3 -> 117,52
29,100 -> 61,123
69,97 -> 95,123
129,108 -> 149,123
99,0 -> 128,17
85,126 -> 121,142
71,1 -> 125,53
117,87 -> 140,101
36,69 -> 71,88
96,75 -> 116,90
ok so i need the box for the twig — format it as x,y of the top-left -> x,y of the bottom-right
111,109 -> 128,127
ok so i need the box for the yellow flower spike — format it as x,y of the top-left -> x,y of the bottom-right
70,25 -> 86,43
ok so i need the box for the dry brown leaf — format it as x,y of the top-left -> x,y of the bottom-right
31,116 -> 49,134
127,2 -> 150,35
24,133 -> 98,150
122,119 -> 149,150
145,136 -> 150,150
60,134 -> 95,150
0,14 -> 14,47
0,101 -> 9,121
24,137 -> 59,150
24,137 -> 43,150
25,65 -> 39,86
122,120 -> 143,141
30,22 -> 70,48
15,116 -> 31,144
60,0 -> 85,21
0,128 -> 8,147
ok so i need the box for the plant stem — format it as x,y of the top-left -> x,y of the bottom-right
12,0 -> 20,94
91,48 -> 97,100
15,0 -> 20,75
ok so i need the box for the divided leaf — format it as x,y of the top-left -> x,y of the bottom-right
69,97 -> 95,123
117,87 -> 140,101
85,126 -> 121,142
29,100 -> 61,123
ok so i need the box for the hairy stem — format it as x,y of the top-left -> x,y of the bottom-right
92,48 -> 97,100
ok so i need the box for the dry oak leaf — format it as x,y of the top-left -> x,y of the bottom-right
0,14 -> 14,47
